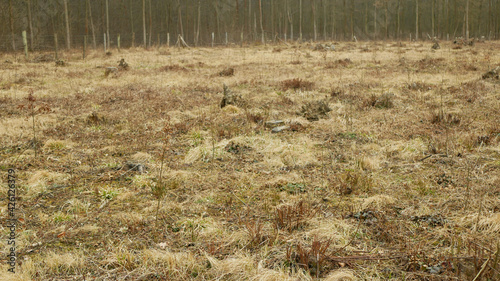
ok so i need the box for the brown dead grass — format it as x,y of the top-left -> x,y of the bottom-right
0,41 -> 499,280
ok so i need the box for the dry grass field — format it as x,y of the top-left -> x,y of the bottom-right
0,40 -> 499,280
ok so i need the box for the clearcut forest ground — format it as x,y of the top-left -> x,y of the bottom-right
0,40 -> 499,281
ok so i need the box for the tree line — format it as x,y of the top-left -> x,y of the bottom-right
1,0 -> 499,51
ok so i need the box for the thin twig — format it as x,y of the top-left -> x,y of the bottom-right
472,257 -> 490,281
330,219 -> 361,256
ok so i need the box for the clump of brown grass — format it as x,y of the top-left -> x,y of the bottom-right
430,111 -> 461,125
281,78 -> 314,91
161,64 -> 188,72
300,100 -> 331,121
324,58 -> 352,69
287,236 -> 332,277
362,93 -> 394,109
337,171 -> 373,195
448,80 -> 486,103
218,67 -> 234,77
406,81 -> 434,91
86,111 -> 106,125
330,87 -> 344,98
336,58 -> 352,67
243,218 -> 266,248
417,57 -> 445,70
274,200 -> 316,232
245,111 -> 264,124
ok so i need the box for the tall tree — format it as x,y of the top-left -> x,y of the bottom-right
105,0 -> 110,48
9,0 -> 15,51
311,0 -> 317,41
299,0 -> 303,41
465,0 -> 469,39
196,1 -> 201,45
343,0 -> 347,39
87,0 -> 96,49
259,0 -> 264,43
142,0 -> 146,46
351,0 -> 354,40
384,0 -> 388,40
178,0 -> 184,39
287,0 -> 293,40
323,0 -> 327,40
415,0 -> 419,40
148,0 -> 152,47
129,0 -> 134,47
488,0 -> 492,39
397,0 -> 401,39
374,2 -> 377,39
27,0 -> 34,50
364,1 -> 368,37
63,0 -> 70,49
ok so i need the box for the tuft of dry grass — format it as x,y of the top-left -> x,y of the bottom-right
281,78 -> 314,91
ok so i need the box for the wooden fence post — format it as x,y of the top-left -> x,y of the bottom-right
54,33 -> 59,60
22,31 -> 28,59
103,33 -> 107,53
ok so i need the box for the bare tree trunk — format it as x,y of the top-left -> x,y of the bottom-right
299,0 -> 303,41
397,0 -> 401,39
476,0 -> 483,37
385,1 -> 388,40
148,0 -> 152,47
63,0 -> 70,49
331,1 -> 335,39
465,0 -> 469,39
415,0 -> 419,40
259,0 -> 264,43
488,0 -> 492,39
130,0 -> 134,47
432,0 -> 435,38
351,0 -> 354,40
343,0 -> 347,40
143,0 -> 147,46
87,0 -> 96,49
27,0 -> 34,50
215,0 -> 220,39
374,5 -> 377,39
234,0 -> 239,37
105,0 -> 110,49
178,0 -> 184,38
286,0 -> 293,40
271,0 -> 274,39
254,12 -> 257,40
9,0 -> 15,51
165,1 -> 170,46
323,0 -> 327,40
311,0 -> 317,41
248,0 -> 251,39
196,1 -> 201,46
364,1 -> 368,37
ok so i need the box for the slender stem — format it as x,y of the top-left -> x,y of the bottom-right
156,142 -> 167,228
32,105 -> 36,159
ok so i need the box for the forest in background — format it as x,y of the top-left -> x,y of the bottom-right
1,0 -> 500,51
